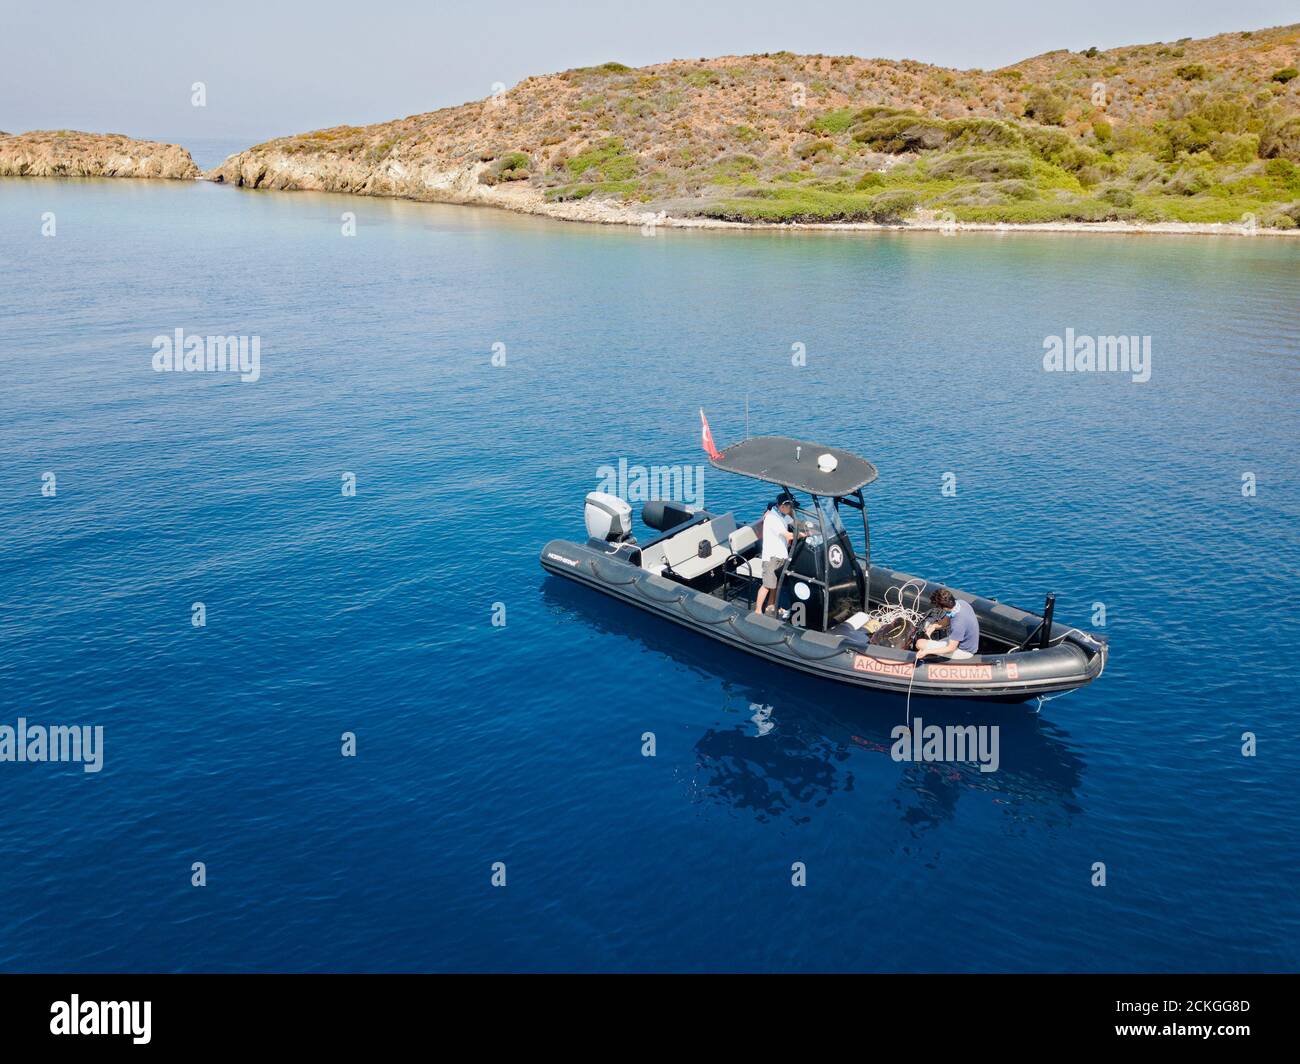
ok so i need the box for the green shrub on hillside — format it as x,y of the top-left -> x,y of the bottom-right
794,138 -> 835,159
870,189 -> 920,219
944,117 -> 1026,149
1208,132 -> 1260,163
699,185 -> 919,223
808,108 -> 858,135
928,150 -> 1035,181
1261,200 -> 1300,227
1163,165 -> 1214,195
479,151 -> 532,185
852,111 -> 949,152
566,137 -> 637,181
686,69 -> 721,88
709,154 -> 761,183
989,178 -> 1038,200
952,198 -> 1128,223
546,183 -> 596,201
1023,126 -> 1099,171
1261,117 -> 1300,162
1264,157 -> 1300,187
1023,86 -> 1067,125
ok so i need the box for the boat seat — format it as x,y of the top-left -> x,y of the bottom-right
728,525 -> 758,554
722,525 -> 762,578
646,513 -> 737,581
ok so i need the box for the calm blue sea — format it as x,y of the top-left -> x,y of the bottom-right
0,178 -> 1297,972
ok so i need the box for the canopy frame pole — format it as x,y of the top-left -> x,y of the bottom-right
814,494 -> 829,632
834,489 -> 871,614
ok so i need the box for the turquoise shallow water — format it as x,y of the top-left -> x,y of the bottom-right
0,177 -> 1297,971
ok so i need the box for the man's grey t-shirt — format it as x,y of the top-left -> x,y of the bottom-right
947,599 -> 981,653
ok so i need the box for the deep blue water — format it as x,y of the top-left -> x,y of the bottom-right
1,177 -> 1297,972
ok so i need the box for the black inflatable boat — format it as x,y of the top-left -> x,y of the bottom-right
540,435 -> 1107,704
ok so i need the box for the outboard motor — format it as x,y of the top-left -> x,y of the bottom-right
584,492 -> 633,544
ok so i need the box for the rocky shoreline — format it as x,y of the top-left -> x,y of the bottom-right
2,129 -> 1296,238
206,146 -> 1300,237
0,131 -> 200,179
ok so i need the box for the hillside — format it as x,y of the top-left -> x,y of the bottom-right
0,131 -> 200,180
207,23 -> 1297,229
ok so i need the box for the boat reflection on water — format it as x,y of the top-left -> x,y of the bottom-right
542,578 -> 1086,830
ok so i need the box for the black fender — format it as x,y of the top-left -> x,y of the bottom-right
788,628 -> 853,661
727,611 -> 789,646
634,571 -> 686,604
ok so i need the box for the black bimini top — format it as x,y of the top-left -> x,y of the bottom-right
710,436 -> 878,497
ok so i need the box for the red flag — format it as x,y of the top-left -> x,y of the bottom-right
699,408 -> 721,460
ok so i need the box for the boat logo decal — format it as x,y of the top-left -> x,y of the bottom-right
545,552 -> 581,568
1006,661 -> 1020,680
853,654 -> 914,678
828,545 -> 844,568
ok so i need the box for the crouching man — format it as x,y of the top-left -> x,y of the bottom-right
914,587 -> 980,661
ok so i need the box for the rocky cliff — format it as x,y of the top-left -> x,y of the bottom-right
0,131 -> 200,179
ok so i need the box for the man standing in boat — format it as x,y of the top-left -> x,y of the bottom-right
914,588 -> 981,661
754,493 -> 800,616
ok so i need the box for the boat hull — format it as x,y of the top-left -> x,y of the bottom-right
540,539 -> 1107,703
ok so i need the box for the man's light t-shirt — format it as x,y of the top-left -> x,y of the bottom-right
761,509 -> 791,562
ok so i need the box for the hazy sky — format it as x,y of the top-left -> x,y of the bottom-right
3,1 -> 1295,143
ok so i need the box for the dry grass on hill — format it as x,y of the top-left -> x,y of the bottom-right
212,24 -> 1300,227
